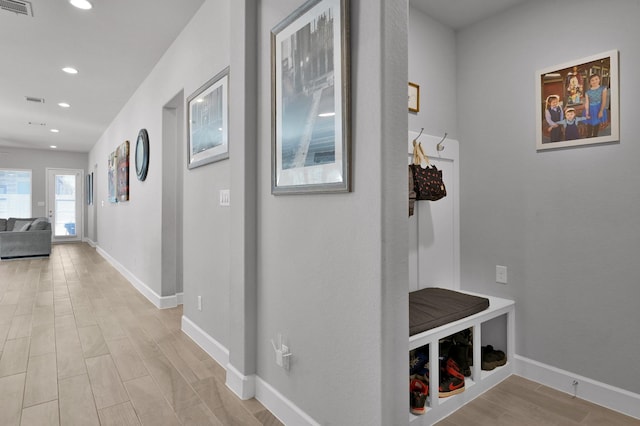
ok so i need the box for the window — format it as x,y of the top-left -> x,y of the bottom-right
0,169 -> 32,218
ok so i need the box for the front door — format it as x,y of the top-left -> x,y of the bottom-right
46,168 -> 83,243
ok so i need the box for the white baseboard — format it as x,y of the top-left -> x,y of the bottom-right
181,315 -> 230,368
176,292 -> 183,305
515,355 -> 640,420
225,363 -> 256,400
95,246 -> 180,309
255,376 -> 319,426
83,237 -> 96,247
180,315 -> 316,424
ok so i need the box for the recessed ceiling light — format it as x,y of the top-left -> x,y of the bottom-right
50,129 -> 60,133
50,145 -> 57,149
69,0 -> 92,10
58,102 -> 71,108
62,67 -> 78,74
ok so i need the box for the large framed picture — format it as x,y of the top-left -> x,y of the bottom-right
536,50 -> 619,151
187,67 -> 229,169
107,151 -> 117,203
271,0 -> 351,194
116,141 -> 129,202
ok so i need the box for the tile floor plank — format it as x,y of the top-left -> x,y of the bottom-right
58,374 -> 100,426
105,337 -> 148,381
28,325 -> 55,357
85,354 -> 129,409
20,400 -> 59,426
0,336 -> 30,377
0,372 -> 26,426
97,401 -> 141,426
23,352 -> 58,407
142,353 -> 201,412
78,325 -> 110,359
124,375 -> 182,426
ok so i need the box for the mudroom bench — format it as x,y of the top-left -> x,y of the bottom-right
409,289 -> 515,425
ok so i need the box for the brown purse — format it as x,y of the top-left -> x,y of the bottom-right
409,140 -> 447,201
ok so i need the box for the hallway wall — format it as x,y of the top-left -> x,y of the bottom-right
457,0 -> 640,395
88,0 -> 231,348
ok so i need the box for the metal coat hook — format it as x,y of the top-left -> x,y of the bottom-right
414,127 -> 424,142
436,132 -> 448,152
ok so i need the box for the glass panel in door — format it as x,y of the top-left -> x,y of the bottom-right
54,174 -> 77,237
47,168 -> 83,243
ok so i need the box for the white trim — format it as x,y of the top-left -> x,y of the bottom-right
515,355 -> 640,420
255,376 -> 320,426
225,363 -> 256,400
95,246 -> 179,309
180,315 -> 229,368
176,292 -> 183,305
83,237 -> 96,247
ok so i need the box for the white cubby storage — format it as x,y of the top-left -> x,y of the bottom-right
408,131 -> 515,423
409,292 -> 515,424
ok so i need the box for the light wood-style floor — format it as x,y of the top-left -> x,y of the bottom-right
0,243 -> 282,426
436,375 -> 640,426
3,243 -> 639,426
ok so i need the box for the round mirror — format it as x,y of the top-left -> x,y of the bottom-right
135,128 -> 149,181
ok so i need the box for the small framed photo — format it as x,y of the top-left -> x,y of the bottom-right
187,67 -> 229,169
271,0 -> 351,194
408,82 -> 420,113
536,50 -> 619,151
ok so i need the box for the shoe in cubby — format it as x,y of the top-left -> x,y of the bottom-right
481,345 -> 507,371
438,358 -> 465,397
410,378 -> 429,415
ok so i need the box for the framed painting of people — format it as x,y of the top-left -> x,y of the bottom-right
536,50 -> 619,151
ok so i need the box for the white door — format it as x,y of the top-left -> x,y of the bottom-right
46,168 -> 83,243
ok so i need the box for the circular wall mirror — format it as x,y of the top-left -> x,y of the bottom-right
135,128 -> 149,181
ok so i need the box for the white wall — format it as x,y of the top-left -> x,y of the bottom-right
408,7 -> 459,291
88,0 -> 231,350
408,8 -> 457,139
457,0 -> 640,394
256,1 -> 408,424
89,0 -> 411,423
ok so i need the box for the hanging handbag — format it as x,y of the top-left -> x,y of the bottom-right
408,165 -> 416,216
410,140 -> 447,201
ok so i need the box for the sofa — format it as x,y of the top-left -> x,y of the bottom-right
0,217 -> 52,259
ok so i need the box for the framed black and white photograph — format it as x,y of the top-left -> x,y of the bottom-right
536,50 -> 619,151
187,67 -> 229,169
271,0 -> 351,194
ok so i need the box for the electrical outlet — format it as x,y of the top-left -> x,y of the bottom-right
496,265 -> 508,284
281,344 -> 290,370
219,189 -> 230,206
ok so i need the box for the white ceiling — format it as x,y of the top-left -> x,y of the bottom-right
410,0 -> 528,30
1,0 -> 525,154
0,0 -> 205,153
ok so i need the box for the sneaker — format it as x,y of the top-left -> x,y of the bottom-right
410,350 -> 428,376
438,358 -> 465,397
481,345 -> 507,371
448,344 -> 471,377
410,378 -> 429,415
